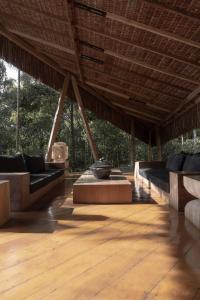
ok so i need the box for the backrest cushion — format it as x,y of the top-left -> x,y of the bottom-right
24,155 -> 45,174
0,155 -> 27,172
166,153 -> 186,171
182,153 -> 200,171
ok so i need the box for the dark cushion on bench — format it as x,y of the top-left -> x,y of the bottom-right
182,153 -> 200,171
166,153 -> 186,171
24,155 -> 45,174
139,168 -> 169,192
30,169 -> 64,193
0,155 -> 27,172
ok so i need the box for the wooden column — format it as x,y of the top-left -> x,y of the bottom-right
130,120 -> 136,171
155,126 -> 162,161
46,75 -> 70,162
147,131 -> 152,161
71,76 -> 99,161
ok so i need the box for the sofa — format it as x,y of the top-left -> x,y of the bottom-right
135,153 -> 200,211
0,154 -> 65,211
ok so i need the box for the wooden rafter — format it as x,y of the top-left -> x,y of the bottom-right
143,0 -> 200,23
0,23 -> 67,76
9,29 -> 75,55
76,25 -> 200,70
63,1 -> 83,81
7,0 -> 67,24
2,9 -> 200,70
71,76 -> 99,161
84,82 -> 162,122
82,64 -> 183,101
112,102 -> 161,122
105,50 -> 200,85
107,12 -> 200,50
124,110 -> 158,125
85,77 -> 170,114
164,86 -> 200,124
85,78 -> 170,114
83,67 -> 175,111
86,81 -> 129,99
46,75 -> 70,161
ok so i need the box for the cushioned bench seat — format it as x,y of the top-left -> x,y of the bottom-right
139,168 -> 169,192
30,169 -> 64,193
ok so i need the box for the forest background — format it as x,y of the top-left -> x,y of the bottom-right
1,60 -> 199,171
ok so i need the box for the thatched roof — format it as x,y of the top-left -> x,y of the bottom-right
0,0 -> 200,144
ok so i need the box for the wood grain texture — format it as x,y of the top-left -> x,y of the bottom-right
0,174 -> 199,299
0,181 -> 10,226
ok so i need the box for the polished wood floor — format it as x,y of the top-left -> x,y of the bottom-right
0,174 -> 200,300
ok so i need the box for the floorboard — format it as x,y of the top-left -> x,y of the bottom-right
0,174 -> 200,299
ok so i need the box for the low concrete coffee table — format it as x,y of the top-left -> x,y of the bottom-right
0,181 -> 10,226
73,170 -> 132,204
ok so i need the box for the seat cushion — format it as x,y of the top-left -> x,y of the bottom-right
139,168 -> 169,192
182,154 -> 200,172
0,155 -> 27,172
166,153 -> 186,171
30,169 -> 64,193
24,155 -> 45,174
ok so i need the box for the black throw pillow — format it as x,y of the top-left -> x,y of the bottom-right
166,153 -> 186,171
0,155 -> 27,172
24,155 -> 45,174
182,153 -> 200,172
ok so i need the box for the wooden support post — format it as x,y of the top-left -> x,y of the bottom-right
148,131 -> 152,161
155,126 -> 162,161
71,76 -> 99,161
130,120 -> 136,172
46,75 -> 70,162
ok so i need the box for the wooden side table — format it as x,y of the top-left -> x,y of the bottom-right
0,181 -> 10,226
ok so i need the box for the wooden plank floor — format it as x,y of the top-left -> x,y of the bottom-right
0,174 -> 200,299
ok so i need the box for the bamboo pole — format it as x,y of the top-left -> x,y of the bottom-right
16,69 -> 20,153
71,76 -> 99,161
46,75 -> 70,161
130,120 -> 136,171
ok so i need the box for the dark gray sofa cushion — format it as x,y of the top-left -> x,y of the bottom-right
0,155 -> 27,172
139,168 -> 169,193
166,153 -> 186,171
30,169 -> 64,193
182,154 -> 200,171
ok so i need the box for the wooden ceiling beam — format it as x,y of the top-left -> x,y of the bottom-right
83,64 -> 180,105
143,0 -> 200,24
85,81 -> 129,99
124,109 -> 159,125
76,25 -> 200,69
2,9 -> 199,70
85,81 -> 162,121
63,1 -> 84,82
105,50 -> 200,85
164,86 -> 200,124
107,12 -> 200,50
111,101 -> 161,122
9,29 -> 75,55
4,0 -> 68,24
84,72 -> 170,113
0,23 -> 67,77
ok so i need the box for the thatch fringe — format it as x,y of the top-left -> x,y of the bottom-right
162,103 -> 200,143
0,35 -> 64,90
